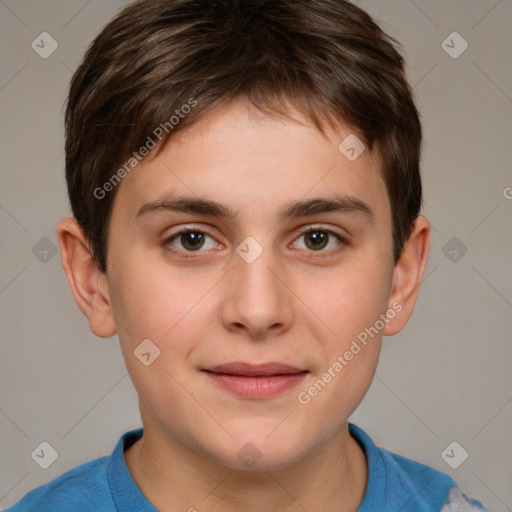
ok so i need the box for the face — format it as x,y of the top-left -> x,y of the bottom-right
102,99 -> 398,470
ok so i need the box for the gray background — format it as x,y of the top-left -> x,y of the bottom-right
0,0 -> 511,510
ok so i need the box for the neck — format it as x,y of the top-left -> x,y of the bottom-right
124,416 -> 367,512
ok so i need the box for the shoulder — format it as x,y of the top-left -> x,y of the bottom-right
4,428 -> 147,512
4,455 -> 114,512
348,423 -> 489,512
379,449 -> 488,511
439,487 -> 491,512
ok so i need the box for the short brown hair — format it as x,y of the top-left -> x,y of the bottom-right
65,0 -> 422,272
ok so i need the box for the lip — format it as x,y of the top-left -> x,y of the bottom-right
205,362 -> 305,376
202,362 -> 308,399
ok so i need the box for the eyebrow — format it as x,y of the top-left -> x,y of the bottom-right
135,194 -> 374,223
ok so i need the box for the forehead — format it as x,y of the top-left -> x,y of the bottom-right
112,99 -> 390,225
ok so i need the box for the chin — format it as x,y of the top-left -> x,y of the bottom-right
206,426 -> 311,472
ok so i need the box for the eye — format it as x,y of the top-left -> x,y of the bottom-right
164,230 -> 219,252
292,228 -> 346,252
163,226 -> 346,257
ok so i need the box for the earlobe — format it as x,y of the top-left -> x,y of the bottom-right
57,218 -> 117,338
383,215 -> 431,337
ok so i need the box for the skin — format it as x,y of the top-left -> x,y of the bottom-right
58,98 -> 430,512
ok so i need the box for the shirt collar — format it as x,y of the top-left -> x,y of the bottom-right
107,427 -> 158,512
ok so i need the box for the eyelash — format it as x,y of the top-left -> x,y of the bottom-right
162,225 -> 348,259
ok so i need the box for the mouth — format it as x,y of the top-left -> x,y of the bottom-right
202,362 -> 309,399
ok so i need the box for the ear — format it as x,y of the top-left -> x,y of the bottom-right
383,215 -> 430,336
57,218 -> 116,338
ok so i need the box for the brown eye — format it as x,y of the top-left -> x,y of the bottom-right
165,230 -> 218,253
179,231 -> 205,251
292,228 -> 346,253
304,230 -> 329,250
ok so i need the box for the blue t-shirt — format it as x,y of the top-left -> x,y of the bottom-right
5,423 -> 489,512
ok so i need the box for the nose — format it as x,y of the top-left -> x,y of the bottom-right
219,245 -> 294,340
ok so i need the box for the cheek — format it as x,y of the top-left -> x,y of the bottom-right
108,256 -> 209,399
109,249 -> 209,337
295,275 -> 386,429
304,251 -> 393,344
294,246 -> 391,409
107,251 -> 226,386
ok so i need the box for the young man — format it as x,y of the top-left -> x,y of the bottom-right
6,0 -> 489,511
